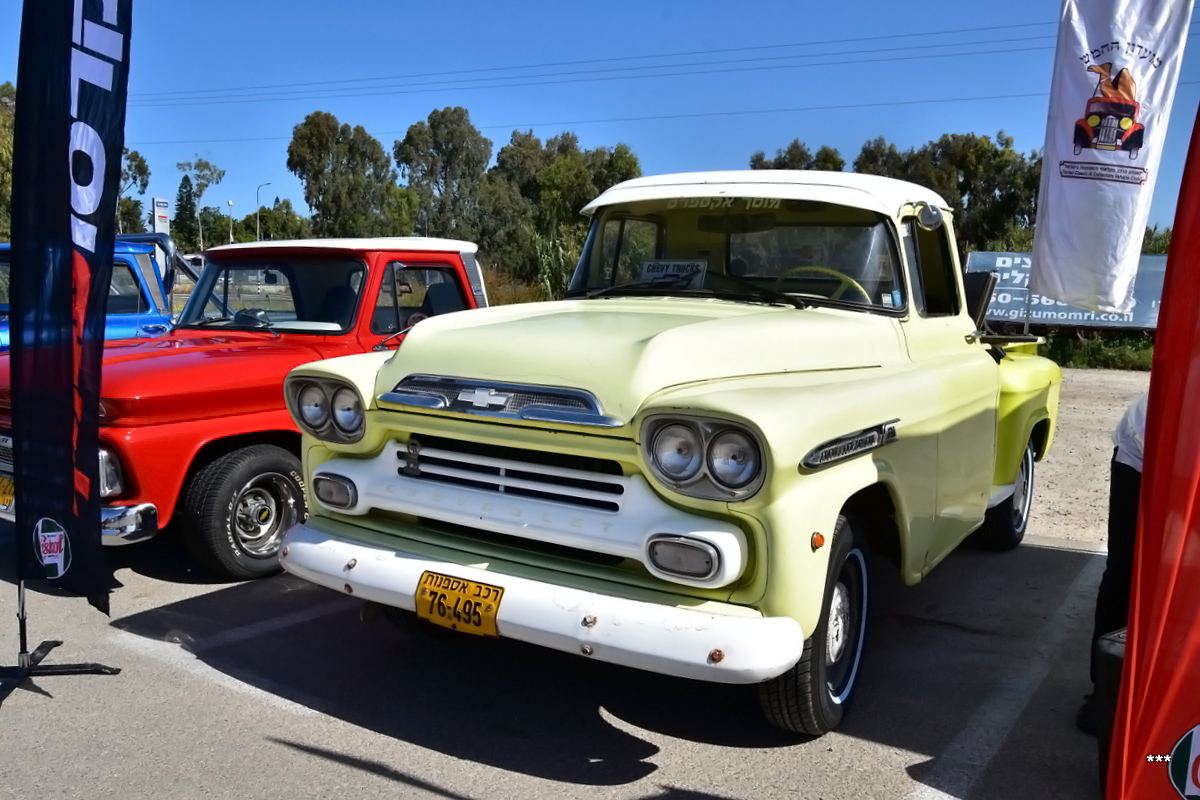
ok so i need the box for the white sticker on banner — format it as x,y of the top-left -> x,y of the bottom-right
640,260 -> 707,283
1030,0 -> 1196,314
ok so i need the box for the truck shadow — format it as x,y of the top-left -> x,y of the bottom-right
0,521 -> 264,594
107,540 -> 1103,793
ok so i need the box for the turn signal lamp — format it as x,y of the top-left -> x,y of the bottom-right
314,474 -> 357,510
648,536 -> 718,580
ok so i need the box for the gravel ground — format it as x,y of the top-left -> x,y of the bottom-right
1028,368 -> 1150,545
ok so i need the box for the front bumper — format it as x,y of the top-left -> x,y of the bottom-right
280,519 -> 805,684
0,497 -> 158,545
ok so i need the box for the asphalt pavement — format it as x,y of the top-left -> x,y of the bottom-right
0,524 -> 1113,800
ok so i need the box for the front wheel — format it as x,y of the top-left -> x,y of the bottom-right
978,439 -> 1035,551
182,444 -> 306,579
759,515 -> 869,736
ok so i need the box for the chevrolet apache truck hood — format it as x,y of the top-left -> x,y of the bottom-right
0,331 -> 330,426
380,298 -> 906,422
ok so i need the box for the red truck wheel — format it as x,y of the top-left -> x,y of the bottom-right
182,444 -> 306,579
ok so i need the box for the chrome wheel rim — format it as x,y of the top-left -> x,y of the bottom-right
1011,445 -> 1034,532
827,583 -> 850,664
826,548 -> 868,704
232,472 -> 300,558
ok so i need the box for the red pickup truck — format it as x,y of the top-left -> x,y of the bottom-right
0,237 -> 487,579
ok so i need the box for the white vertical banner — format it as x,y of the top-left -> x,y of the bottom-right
1030,0 -> 1194,314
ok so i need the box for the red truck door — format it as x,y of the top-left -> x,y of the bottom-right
357,255 -> 476,352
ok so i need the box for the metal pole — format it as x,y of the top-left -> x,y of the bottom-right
256,182 -> 271,241
17,580 -> 28,669
196,209 -> 204,251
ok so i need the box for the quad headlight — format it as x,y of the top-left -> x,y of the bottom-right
298,384 -> 330,429
287,378 -> 366,443
641,416 -> 765,501
331,387 -> 364,434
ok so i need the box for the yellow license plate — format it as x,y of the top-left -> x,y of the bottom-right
415,571 -> 504,637
0,474 -> 13,512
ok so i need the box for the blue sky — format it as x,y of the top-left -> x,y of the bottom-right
3,0 -> 1199,230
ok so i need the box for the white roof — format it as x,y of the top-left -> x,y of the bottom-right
207,237 -> 479,255
580,170 -> 951,218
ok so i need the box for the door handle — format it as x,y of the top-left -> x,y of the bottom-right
141,324 -> 169,334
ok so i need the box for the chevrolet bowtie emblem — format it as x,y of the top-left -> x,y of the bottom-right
458,387 -> 511,409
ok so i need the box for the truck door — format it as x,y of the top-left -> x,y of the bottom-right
899,216 -> 1001,567
106,256 -> 164,340
357,258 -> 473,352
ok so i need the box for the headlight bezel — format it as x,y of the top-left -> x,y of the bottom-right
640,415 -> 765,501
286,377 -> 367,444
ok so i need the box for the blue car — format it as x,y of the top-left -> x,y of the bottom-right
0,240 -> 175,350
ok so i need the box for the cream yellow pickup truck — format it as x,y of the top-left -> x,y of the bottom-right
276,171 -> 1062,736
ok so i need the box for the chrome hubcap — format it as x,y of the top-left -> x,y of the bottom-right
826,583 -> 850,665
232,472 -> 298,557
1012,446 -> 1034,530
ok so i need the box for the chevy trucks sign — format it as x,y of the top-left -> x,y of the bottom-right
966,251 -> 1165,329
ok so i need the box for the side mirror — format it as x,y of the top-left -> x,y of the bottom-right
917,203 -> 945,231
399,282 -> 413,295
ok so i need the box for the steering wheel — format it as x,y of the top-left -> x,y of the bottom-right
774,266 -> 872,305
406,312 -> 429,326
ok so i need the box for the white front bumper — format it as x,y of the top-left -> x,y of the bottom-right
280,520 -> 805,684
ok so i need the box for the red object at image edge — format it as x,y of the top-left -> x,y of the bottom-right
1108,103 -> 1200,799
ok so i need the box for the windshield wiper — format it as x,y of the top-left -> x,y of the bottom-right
185,315 -> 233,327
582,274 -> 699,299
583,281 -> 808,309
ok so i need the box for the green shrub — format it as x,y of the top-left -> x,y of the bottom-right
1037,330 -> 1154,370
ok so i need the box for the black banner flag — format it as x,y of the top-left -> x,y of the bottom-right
10,0 -> 134,615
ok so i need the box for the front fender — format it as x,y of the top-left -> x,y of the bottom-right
638,366 -> 944,626
995,352 -> 1062,485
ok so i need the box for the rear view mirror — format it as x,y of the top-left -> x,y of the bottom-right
916,203 -> 945,231
399,282 -> 413,295
263,270 -> 279,285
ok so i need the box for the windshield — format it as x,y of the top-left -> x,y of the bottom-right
567,198 -> 906,311
176,255 -> 366,333
1088,99 -> 1137,117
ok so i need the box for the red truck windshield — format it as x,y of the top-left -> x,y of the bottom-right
176,256 -> 367,333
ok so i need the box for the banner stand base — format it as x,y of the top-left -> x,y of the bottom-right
0,581 -> 119,708
0,639 -> 121,706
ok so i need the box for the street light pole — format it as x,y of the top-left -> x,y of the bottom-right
196,208 -> 204,251
256,182 -> 272,241
227,200 -> 234,244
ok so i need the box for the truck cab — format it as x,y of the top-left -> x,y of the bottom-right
0,240 -> 174,350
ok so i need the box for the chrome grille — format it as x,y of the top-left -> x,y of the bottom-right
400,435 -> 624,512
380,375 -> 623,428
397,377 -> 590,415
1098,117 -> 1120,145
